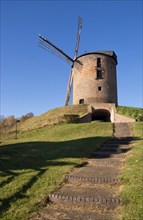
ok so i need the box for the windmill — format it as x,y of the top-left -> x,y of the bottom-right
39,16 -> 82,106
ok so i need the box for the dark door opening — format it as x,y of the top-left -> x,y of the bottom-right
92,109 -> 111,122
79,99 -> 84,104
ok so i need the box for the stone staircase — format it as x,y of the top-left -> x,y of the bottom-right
30,123 -> 133,220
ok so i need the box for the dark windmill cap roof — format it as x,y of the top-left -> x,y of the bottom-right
77,50 -> 118,64
95,50 -> 118,64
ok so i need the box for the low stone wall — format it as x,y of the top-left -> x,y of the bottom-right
77,104 -> 136,123
79,113 -> 92,123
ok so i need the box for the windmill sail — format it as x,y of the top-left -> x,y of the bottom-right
39,16 -> 82,106
39,35 -> 74,64
74,16 -> 83,60
65,16 -> 82,106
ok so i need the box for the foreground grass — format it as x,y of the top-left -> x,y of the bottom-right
119,122 -> 143,220
0,123 -> 112,220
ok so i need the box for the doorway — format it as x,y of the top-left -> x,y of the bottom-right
92,109 -> 111,122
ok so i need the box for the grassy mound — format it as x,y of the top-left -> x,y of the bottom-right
19,104 -> 90,131
1,104 -> 142,141
1,105 -> 90,140
117,106 -> 143,121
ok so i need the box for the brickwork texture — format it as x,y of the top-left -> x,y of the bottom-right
73,52 -> 118,106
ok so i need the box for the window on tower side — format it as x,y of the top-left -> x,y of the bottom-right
97,58 -> 101,67
96,70 -> 103,79
96,58 -> 104,79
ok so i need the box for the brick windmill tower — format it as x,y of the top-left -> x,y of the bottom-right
72,51 -> 118,122
39,17 -> 134,123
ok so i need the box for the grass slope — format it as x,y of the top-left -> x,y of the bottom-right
119,122 -> 143,220
117,106 -> 143,121
0,122 -> 112,220
1,105 -> 142,141
19,104 -> 90,131
1,105 -> 90,140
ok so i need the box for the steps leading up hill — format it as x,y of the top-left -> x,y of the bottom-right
29,123 -> 133,220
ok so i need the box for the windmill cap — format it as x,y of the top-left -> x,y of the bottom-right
77,50 -> 118,64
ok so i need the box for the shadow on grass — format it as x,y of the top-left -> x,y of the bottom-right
0,137 -> 109,172
0,169 -> 46,214
0,136 -> 139,216
0,136 -> 140,177
0,136 -> 109,215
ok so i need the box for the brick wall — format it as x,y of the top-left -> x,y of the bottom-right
73,53 -> 118,106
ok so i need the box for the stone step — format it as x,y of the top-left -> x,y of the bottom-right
114,123 -> 131,125
30,204 -> 115,220
106,140 -> 131,144
114,134 -> 131,138
113,123 -> 131,138
114,128 -> 131,131
114,126 -> 130,129
88,158 -> 123,167
92,151 -> 126,158
114,129 -> 131,132
101,145 -> 131,151
114,125 -> 130,129
65,175 -> 119,185
65,166 -> 119,184
114,124 -> 131,130
49,184 -> 121,208
107,136 -> 134,142
100,146 -> 130,153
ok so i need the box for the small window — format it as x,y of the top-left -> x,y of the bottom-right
79,99 -> 84,104
98,86 -> 102,91
96,70 -> 103,79
97,58 -> 101,67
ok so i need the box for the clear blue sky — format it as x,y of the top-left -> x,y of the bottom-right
1,0 -> 142,118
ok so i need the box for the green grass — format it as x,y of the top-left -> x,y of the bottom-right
0,104 -> 90,140
0,122 -> 112,220
117,106 -> 143,121
1,105 -> 142,141
119,122 -> 143,220
19,104 -> 90,132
